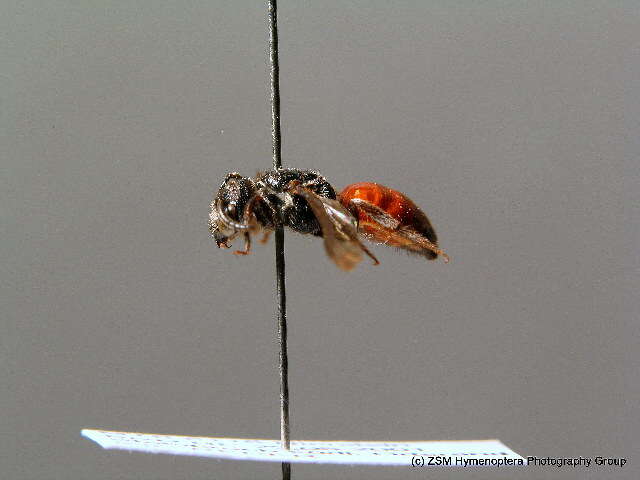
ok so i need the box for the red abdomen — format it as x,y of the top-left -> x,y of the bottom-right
339,182 -> 440,259
339,182 -> 414,223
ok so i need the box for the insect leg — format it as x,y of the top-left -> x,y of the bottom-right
237,194 -> 261,229
259,231 -> 272,244
359,242 -> 380,266
399,227 -> 450,262
233,232 -> 252,255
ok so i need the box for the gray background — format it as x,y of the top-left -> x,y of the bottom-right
2,1 -> 638,479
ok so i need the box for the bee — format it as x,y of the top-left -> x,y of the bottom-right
209,168 -> 448,271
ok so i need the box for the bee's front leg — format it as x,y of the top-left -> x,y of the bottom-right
259,231 -> 272,244
233,233 -> 252,255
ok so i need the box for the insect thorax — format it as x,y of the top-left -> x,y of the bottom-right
255,168 -> 336,236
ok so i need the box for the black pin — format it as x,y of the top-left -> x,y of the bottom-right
268,1 -> 291,479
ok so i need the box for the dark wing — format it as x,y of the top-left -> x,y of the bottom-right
348,198 -> 401,229
346,198 -> 449,262
292,186 -> 379,271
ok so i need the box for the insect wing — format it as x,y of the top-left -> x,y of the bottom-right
345,196 -> 448,262
348,197 -> 401,229
293,187 -> 370,271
